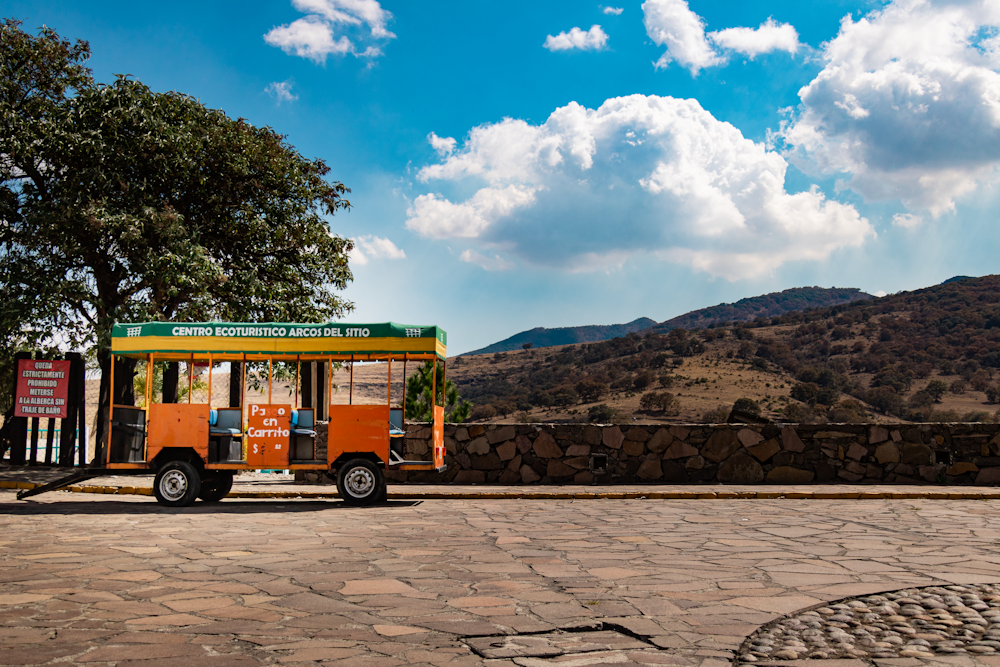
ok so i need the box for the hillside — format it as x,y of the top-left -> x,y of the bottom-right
447,276 -> 1000,425
645,286 -> 872,334
463,317 -> 656,355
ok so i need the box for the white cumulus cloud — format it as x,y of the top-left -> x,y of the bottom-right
892,213 -> 923,229
428,132 -> 456,156
460,250 -> 514,271
407,95 -> 872,280
265,0 -> 394,63
642,0 -> 721,74
265,80 -> 299,104
642,0 -> 800,74
602,6 -> 624,15
708,18 -> 800,58
544,25 -> 609,52
349,235 -> 406,266
779,0 -> 1000,216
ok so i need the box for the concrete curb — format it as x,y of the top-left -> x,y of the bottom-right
2,480 -> 1000,500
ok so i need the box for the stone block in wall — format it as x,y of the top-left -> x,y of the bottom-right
975,467 -> 1000,485
891,429 -> 902,442
444,437 -> 457,455
406,439 -> 429,457
717,451 -> 763,483
626,427 -> 650,442
515,434 -> 532,454
737,428 -> 764,448
947,462 -> 978,476
565,456 -> 590,469
766,466 -> 814,484
466,437 -> 489,456
747,438 -> 780,462
565,444 -> 589,456
496,441 -> 516,461
454,427 -> 469,442
520,464 -> 541,483
472,452 -> 502,470
547,460 -> 576,478
685,456 -> 705,471
468,424 -> 485,437
781,426 -> 805,452
603,426 -> 625,449
837,468 -> 864,481
583,425 -> 602,445
533,431 -> 563,458
498,469 -> 519,484
453,470 -> 485,484
815,462 -> 835,482
865,463 -> 883,479
846,442 -> 868,461
901,442 -> 933,466
663,440 -> 698,460
870,426 -> 889,444
919,465 -> 941,482
669,425 -> 691,440
623,440 -> 644,457
703,430 -> 741,463
574,470 -> 594,484
772,451 -> 796,467
844,460 -> 865,475
875,442 -> 899,464
637,459 -> 662,480
487,425 -> 516,444
647,429 -> 672,454
455,452 -> 471,469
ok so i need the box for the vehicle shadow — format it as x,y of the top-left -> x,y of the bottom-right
0,497 -> 422,515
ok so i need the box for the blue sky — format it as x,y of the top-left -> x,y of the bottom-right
8,0 -> 1000,353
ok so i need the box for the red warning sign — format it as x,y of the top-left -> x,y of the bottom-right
15,359 -> 70,418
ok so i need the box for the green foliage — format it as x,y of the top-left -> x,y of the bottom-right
0,21 -> 355,435
639,391 -> 679,415
404,361 -> 471,423
731,397 -> 760,416
700,405 -> 731,424
132,361 -> 205,406
587,403 -> 628,424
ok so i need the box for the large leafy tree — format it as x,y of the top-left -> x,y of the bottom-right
1,20 -> 355,455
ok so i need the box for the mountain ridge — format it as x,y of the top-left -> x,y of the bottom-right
463,317 -> 656,355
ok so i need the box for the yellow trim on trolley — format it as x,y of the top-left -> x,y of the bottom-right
111,335 -> 446,359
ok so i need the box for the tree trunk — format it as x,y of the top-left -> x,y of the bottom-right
163,362 -> 178,403
95,351 -> 137,466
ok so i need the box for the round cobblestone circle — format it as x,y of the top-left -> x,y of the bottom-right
740,584 -> 1000,661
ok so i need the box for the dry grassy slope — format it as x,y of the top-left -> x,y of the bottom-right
446,315 -> 997,425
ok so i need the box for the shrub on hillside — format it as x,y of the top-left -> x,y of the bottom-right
639,391 -> 679,415
700,405 -> 731,424
732,397 -> 761,416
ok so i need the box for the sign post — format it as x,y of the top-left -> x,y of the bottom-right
15,359 -> 71,419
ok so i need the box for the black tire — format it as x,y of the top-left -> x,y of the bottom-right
153,461 -> 202,507
336,459 -> 385,506
199,471 -> 234,503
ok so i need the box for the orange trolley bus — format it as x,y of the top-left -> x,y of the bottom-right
19,321 -> 448,507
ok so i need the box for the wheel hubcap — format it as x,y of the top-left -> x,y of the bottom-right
160,470 -> 188,501
344,467 -> 374,497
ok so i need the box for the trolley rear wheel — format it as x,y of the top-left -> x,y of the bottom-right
336,459 -> 385,506
153,461 -> 201,507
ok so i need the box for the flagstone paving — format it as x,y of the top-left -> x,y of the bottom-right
3,490 -> 1000,666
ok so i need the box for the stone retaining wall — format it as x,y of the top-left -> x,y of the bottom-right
295,422 -> 1000,486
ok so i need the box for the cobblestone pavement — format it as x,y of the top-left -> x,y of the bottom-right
4,490 -> 1000,667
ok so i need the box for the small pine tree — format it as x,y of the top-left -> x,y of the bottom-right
404,361 -> 472,423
